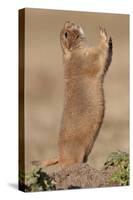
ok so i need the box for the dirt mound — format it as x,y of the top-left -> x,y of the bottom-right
51,163 -> 119,190
19,152 -> 129,192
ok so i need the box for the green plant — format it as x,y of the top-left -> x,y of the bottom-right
19,167 -> 56,192
104,151 -> 129,186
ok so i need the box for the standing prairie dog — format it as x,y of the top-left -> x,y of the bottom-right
32,21 -> 112,169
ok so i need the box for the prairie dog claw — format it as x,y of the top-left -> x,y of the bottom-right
99,26 -> 108,42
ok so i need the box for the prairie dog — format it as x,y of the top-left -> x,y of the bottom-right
32,21 -> 112,169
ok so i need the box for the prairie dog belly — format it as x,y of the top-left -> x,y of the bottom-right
59,76 -> 104,166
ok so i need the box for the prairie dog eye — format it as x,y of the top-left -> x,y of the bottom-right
65,32 -> 68,38
76,34 -> 79,39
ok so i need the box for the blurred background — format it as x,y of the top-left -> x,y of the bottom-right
24,8 -> 129,172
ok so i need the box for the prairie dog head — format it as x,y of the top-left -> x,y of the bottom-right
60,21 -> 86,53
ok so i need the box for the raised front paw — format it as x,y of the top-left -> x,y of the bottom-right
99,26 -> 108,42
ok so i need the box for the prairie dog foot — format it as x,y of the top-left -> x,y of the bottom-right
31,158 -> 59,167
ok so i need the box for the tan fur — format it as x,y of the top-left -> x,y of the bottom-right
32,21 -> 112,169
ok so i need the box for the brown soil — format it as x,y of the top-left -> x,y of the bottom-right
50,163 -> 120,190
